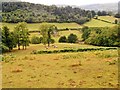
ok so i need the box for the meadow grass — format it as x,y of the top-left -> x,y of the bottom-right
98,16 -> 118,23
1,22 -> 82,31
2,44 -> 118,88
1,16 -> 119,88
84,19 -> 116,27
29,30 -> 83,43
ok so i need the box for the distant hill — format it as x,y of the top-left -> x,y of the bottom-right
2,2 -> 94,24
0,0 -> 20,2
80,3 -> 118,13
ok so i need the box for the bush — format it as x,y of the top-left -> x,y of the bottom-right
115,19 -> 118,24
84,26 -> 120,47
0,43 -> 9,53
68,33 -> 78,43
32,47 -> 117,54
50,39 -> 55,44
59,36 -> 67,43
81,26 -> 91,41
31,36 -> 42,44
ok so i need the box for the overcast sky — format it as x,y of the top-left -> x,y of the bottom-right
21,0 -> 120,6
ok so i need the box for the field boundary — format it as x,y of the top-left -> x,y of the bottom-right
32,47 -> 117,54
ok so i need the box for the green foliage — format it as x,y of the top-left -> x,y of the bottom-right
32,47 -> 117,54
81,26 -> 90,41
59,36 -> 67,43
2,2 -> 94,24
68,33 -> 78,43
115,19 -> 118,24
114,13 -> 120,18
97,11 -> 108,16
0,43 -> 9,53
50,38 -> 55,44
31,36 -> 42,44
2,26 -> 16,51
14,22 -> 29,50
39,24 -> 56,46
82,26 -> 120,47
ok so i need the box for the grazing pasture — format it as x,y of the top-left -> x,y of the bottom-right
84,19 -> 116,27
1,23 -> 82,31
98,16 -> 118,23
2,44 -> 118,88
1,16 -> 119,88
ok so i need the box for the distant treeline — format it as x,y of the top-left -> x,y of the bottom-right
2,2 -> 97,24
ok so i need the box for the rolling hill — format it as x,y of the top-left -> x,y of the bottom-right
80,3 -> 118,13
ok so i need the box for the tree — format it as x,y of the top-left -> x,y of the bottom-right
91,10 -> 96,17
84,27 -> 120,47
68,33 -> 78,43
39,24 -> 57,47
115,13 -> 120,18
87,12 -> 92,20
59,36 -> 67,43
2,26 -> 16,51
31,36 -> 41,44
81,26 -> 91,41
14,22 -> 29,50
47,25 -> 57,47
115,19 -> 118,24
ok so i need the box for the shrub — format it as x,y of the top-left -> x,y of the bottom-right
115,19 -> 118,24
0,43 -> 9,53
50,39 -> 55,44
68,33 -> 78,43
59,36 -> 67,43
82,26 -> 120,47
32,47 -> 117,54
31,36 -> 42,44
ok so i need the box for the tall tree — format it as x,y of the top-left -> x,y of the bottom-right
14,22 -> 29,50
2,26 -> 16,51
39,24 -> 57,47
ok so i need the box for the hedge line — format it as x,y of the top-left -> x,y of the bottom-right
32,47 -> 117,54
95,18 -> 115,24
29,28 -> 81,33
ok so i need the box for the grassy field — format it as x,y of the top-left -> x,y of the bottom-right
29,30 -> 83,43
98,16 -> 118,23
1,22 -> 82,31
2,44 -> 118,88
84,19 -> 116,27
1,16 -> 119,88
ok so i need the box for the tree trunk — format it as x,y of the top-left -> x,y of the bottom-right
23,45 -> 24,50
48,39 -> 50,47
25,45 -> 27,50
48,31 -> 51,47
18,44 -> 20,50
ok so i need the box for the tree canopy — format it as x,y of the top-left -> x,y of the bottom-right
2,2 -> 96,24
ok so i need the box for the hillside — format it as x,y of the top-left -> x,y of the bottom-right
80,3 -> 118,13
84,19 -> 116,27
2,2 -> 96,24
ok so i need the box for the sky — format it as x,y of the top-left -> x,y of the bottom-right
21,0 -> 120,6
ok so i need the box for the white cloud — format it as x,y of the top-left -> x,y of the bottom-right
21,0 -> 119,6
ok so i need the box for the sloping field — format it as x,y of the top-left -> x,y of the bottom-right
98,16 -> 118,23
1,23 -> 82,31
84,19 -> 116,27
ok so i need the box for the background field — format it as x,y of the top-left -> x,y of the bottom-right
84,19 -> 116,27
29,30 -> 82,43
1,23 -> 82,31
1,16 -> 117,31
98,16 -> 118,23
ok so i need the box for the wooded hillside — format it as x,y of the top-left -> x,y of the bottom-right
2,2 -> 96,24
